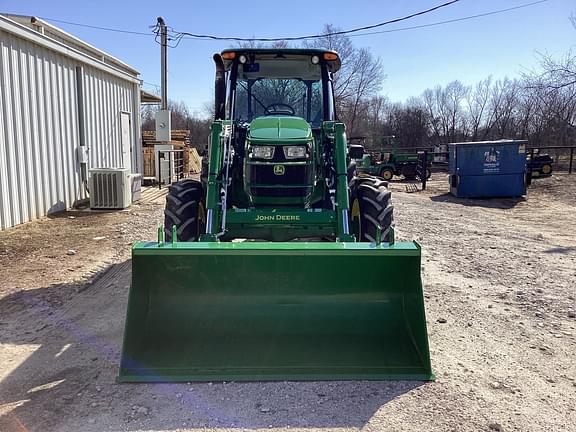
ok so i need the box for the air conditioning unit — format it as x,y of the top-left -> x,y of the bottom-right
89,168 -> 132,209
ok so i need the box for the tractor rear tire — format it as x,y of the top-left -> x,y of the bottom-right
164,179 -> 205,242
349,176 -> 394,243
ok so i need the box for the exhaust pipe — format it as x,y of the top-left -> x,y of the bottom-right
213,54 -> 226,120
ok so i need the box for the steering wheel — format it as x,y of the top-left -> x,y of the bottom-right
264,103 -> 296,116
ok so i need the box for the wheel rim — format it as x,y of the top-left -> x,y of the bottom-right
382,170 -> 393,180
542,164 -> 552,174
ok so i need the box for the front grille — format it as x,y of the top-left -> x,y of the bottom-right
252,187 -> 311,197
249,164 -> 311,197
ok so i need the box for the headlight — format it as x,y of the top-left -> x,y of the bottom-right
250,146 -> 275,159
283,145 -> 307,159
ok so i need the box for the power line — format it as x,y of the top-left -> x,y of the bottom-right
37,0 -> 551,45
174,0 -> 462,42
142,80 -> 161,89
40,17 -> 153,36
347,0 -> 551,38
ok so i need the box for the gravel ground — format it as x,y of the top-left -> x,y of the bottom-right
0,174 -> 574,432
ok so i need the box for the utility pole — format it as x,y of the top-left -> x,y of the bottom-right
155,17 -> 171,185
158,17 -> 168,111
155,17 -> 170,142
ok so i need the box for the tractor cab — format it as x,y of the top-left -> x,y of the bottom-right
210,49 -> 342,208
219,49 -> 340,125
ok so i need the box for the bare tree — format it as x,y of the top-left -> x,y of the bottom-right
484,78 -> 519,139
303,24 -> 355,103
422,87 -> 442,145
529,14 -> 576,91
421,81 -> 467,144
392,101 -> 430,148
304,24 -> 384,134
466,77 -> 492,141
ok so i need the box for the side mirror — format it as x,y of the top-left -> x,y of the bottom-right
348,144 -> 365,160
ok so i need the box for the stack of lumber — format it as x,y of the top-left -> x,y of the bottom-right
142,130 -> 190,145
142,130 -> 201,176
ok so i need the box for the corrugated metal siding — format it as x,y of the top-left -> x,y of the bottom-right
0,25 -> 141,230
83,68 -> 135,169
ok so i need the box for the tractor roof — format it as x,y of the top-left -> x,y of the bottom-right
220,48 -> 341,73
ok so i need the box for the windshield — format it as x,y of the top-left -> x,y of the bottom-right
229,55 -> 326,127
235,78 -> 323,126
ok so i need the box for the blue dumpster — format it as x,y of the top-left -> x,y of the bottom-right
448,140 -> 527,198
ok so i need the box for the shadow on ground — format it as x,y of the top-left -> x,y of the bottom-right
543,246 -> 576,254
0,260 -> 425,431
46,208 -> 120,221
430,192 -> 526,209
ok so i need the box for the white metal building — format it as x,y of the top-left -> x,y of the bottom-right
0,14 -> 142,229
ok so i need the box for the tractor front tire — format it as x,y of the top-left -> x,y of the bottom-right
380,167 -> 394,181
350,176 -> 394,243
164,179 -> 205,242
541,163 -> 552,175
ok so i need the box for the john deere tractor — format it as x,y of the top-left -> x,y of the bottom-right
353,136 -> 433,181
119,49 -> 433,382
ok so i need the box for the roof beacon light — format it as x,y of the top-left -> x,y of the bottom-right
222,52 -> 236,60
323,52 -> 338,61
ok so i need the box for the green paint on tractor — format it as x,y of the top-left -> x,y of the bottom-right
119,49 -> 433,382
250,116 -> 312,141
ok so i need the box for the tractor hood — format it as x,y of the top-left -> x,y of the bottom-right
249,116 -> 312,143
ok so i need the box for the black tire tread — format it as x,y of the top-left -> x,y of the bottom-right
350,176 -> 394,243
164,180 -> 204,241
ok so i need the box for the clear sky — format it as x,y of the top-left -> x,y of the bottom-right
2,0 -> 575,117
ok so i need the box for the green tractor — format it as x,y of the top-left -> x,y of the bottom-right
354,136 -> 433,181
119,49 -> 433,382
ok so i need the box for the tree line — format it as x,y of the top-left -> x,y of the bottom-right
352,71 -> 576,151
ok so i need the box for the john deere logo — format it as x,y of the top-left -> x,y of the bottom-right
273,165 -> 285,175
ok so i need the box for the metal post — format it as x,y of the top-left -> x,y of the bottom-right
171,225 -> 177,245
169,151 -> 173,185
422,150 -> 427,191
75,66 -> 88,185
375,225 -> 382,246
158,151 -> 162,190
157,226 -> 164,245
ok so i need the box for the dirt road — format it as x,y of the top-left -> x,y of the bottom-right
0,175 -> 574,432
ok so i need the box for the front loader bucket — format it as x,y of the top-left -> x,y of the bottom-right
119,241 -> 433,382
